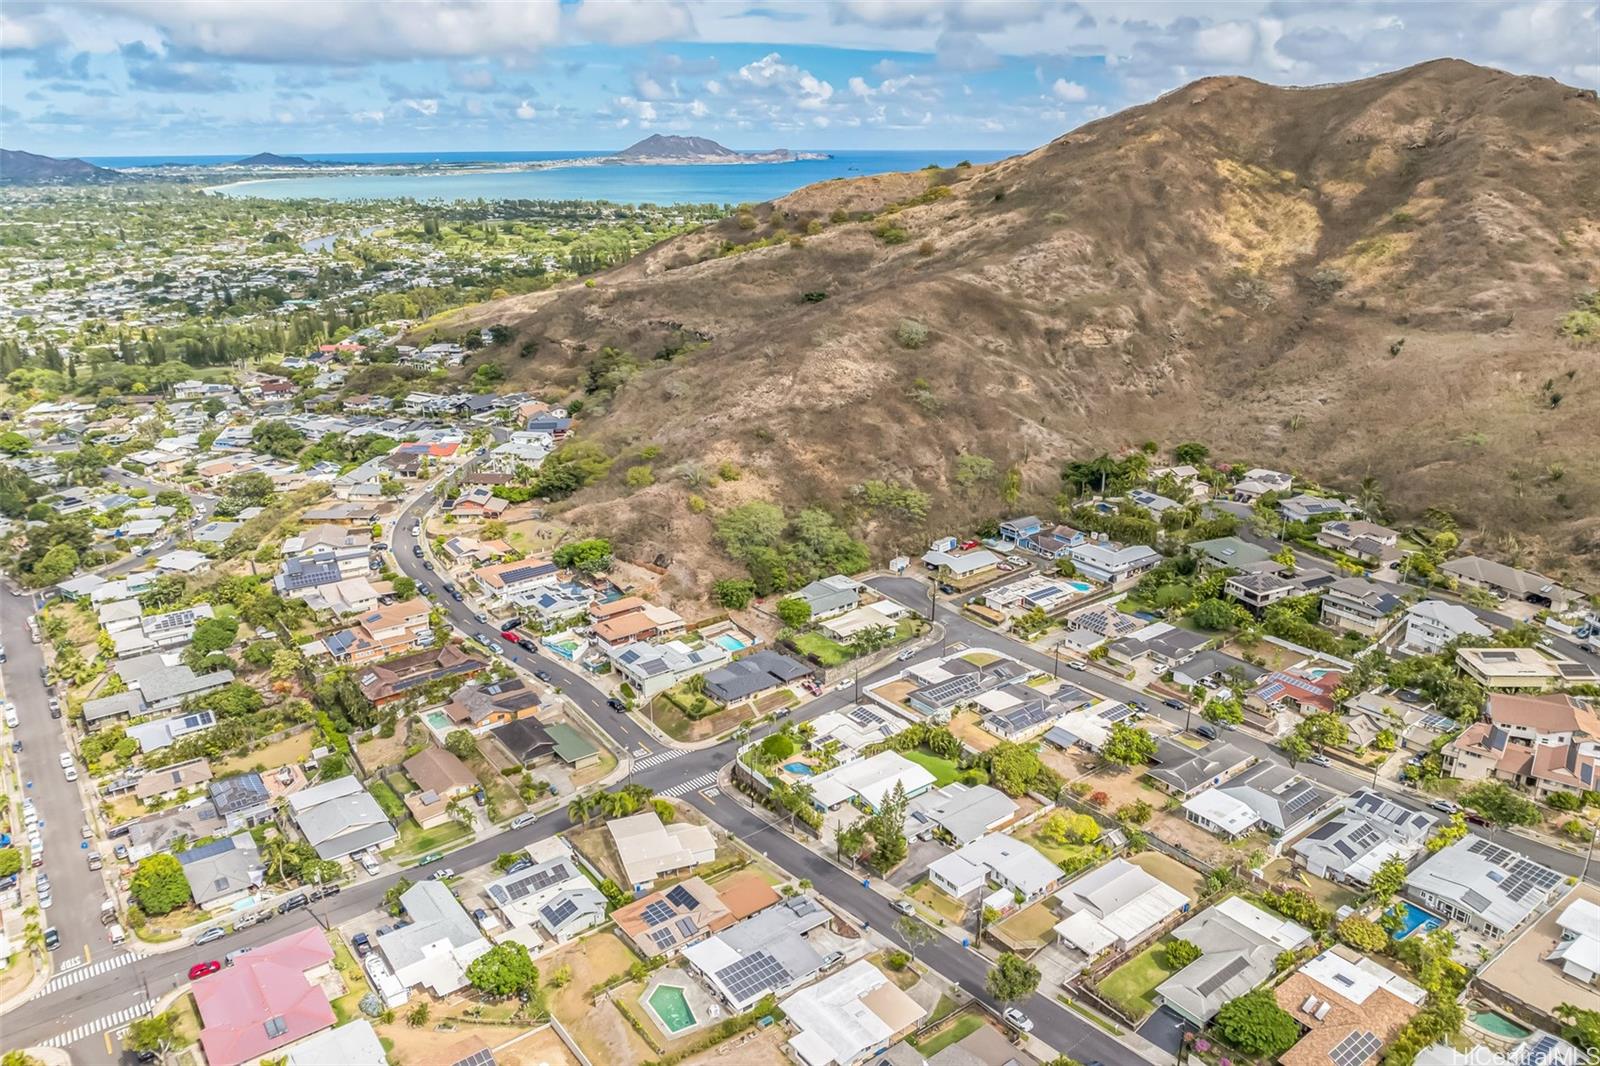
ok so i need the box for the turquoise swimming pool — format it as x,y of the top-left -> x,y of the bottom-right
713,633 -> 750,652
648,985 -> 697,1034
784,762 -> 814,775
1470,1010 -> 1531,1039
1067,580 -> 1093,593
1390,901 -> 1444,939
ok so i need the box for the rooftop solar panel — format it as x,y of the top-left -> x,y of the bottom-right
675,916 -> 699,938
541,897 -> 579,928
666,884 -> 700,911
641,900 -> 674,927
1195,956 -> 1252,997
1328,1030 -> 1380,1066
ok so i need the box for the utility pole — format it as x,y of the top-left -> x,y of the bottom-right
1584,822 -> 1598,885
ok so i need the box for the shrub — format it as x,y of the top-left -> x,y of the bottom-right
1212,989 -> 1300,1057
1336,916 -> 1389,953
1088,790 -> 1110,808
1547,790 -> 1582,812
1166,938 -> 1201,968
895,319 -> 929,349
885,950 -> 911,971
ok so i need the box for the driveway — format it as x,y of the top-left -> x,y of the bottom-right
1138,1006 -> 1196,1057
888,838 -> 948,888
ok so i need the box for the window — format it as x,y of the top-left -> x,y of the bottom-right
263,1016 -> 288,1039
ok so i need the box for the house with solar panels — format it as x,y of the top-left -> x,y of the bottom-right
482,840 -> 595,937
902,653 -> 1031,719
1204,762 -> 1338,844
1292,789 -> 1437,886
1153,896 -> 1312,1026
681,894 -> 833,1011
613,878 -> 731,957
1271,947 -> 1425,1066
111,603 -> 216,657
1404,835 -> 1563,937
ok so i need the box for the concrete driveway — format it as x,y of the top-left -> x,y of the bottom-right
1137,1006 -> 1196,1057
887,838 -> 949,888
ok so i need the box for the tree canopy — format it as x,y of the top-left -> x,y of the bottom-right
130,854 -> 191,916
1212,990 -> 1300,1057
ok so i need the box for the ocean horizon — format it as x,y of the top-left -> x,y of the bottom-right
78,149 -> 1020,205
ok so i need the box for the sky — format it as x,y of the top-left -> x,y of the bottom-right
2,0 -> 1596,157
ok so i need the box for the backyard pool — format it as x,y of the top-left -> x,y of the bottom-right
1389,901 -> 1444,939
713,633 -> 750,652
1066,580 -> 1094,593
424,710 -> 451,733
1470,1010 -> 1532,1040
783,762 -> 814,775
648,985 -> 697,1035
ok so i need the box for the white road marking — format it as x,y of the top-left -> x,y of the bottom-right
42,1000 -> 153,1048
660,771 -> 717,798
34,951 -> 141,997
634,749 -> 688,770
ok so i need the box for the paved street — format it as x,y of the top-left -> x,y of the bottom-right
2,589 -> 104,966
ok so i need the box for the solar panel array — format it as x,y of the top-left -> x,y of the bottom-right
1521,1034 -> 1564,1066
992,700 -> 1056,734
489,860 -> 572,904
1195,956 -> 1252,997
913,673 -> 982,708
1327,1030 -> 1380,1066
147,608 -> 203,633
666,884 -> 700,911
846,705 -> 884,728
675,916 -> 699,938
651,928 -> 675,950
1282,783 -> 1327,820
641,900 -> 675,927
449,1045 -> 496,1066
1468,838 -> 1514,865
713,952 -> 788,1003
541,897 -> 579,928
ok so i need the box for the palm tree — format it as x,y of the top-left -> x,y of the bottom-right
260,836 -> 289,883
446,799 -> 475,832
566,795 -> 593,825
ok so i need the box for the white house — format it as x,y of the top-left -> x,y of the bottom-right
1400,600 -> 1493,655
1052,858 -> 1188,956
1549,895 -> 1600,985
927,833 -> 1061,902
808,752 -> 936,814
783,960 -> 927,1066
378,881 -> 492,997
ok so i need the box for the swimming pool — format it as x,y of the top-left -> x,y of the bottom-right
1470,1010 -> 1531,1040
424,710 -> 451,732
783,762 -> 814,775
713,634 -> 749,652
648,985 -> 697,1034
1067,580 -> 1094,593
1390,901 -> 1444,939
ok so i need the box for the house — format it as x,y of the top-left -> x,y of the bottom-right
179,832 -> 266,909
472,557 -> 561,599
682,895 -> 832,1011
482,840 -> 591,931
1170,649 -> 1267,692
127,708 -> 218,754
443,676 -> 541,730
613,877 -> 733,957
1232,468 -> 1294,502
1106,622 -> 1211,667
1441,556 -> 1576,610
194,928 -> 336,1066
112,603 -> 218,657
1440,692 -> 1600,799
136,758 -> 214,805
284,1020 -> 387,1066
1153,896 -> 1312,1026
1052,857 -> 1188,956
120,802 -> 226,862
1190,535 -> 1273,570
1549,895 -> 1600,986
903,655 -> 1031,718
403,747 -> 477,801
1181,788 -> 1262,840
920,546 -> 1002,581
1272,948 -> 1425,1066
905,783 -> 1017,846
1405,835 -> 1562,937
1316,520 -> 1402,568
702,649 -> 813,705
1209,762 -> 1337,838
1277,494 -> 1355,523
1020,523 -> 1086,559
783,959 -> 927,1066
998,515 -> 1044,544
379,880 -> 492,996
301,503 -> 381,527
1293,789 -> 1438,885
1225,571 -> 1299,612
1065,540 -> 1162,584
286,776 -> 397,860
1042,695 -> 1136,753
1251,669 -> 1344,716
299,576 -> 382,617
806,705 -> 912,762
1319,577 -> 1407,636
927,833 -> 1062,902
210,772 -> 274,832
1456,646 -> 1598,692
1401,600 -> 1494,654
607,811 -> 717,890
793,575 -> 863,620
545,723 -> 600,768
320,597 -> 431,664
818,600 -> 910,642
1146,738 -> 1255,798
533,882 -> 609,942
155,549 -> 212,575
356,644 -> 487,706
809,752 -> 937,814
282,525 -> 373,559
591,602 -> 685,648
81,690 -> 147,731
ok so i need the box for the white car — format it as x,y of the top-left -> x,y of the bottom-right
59,752 -> 74,769
64,767 -> 78,782
1001,1008 -> 1033,1033
431,868 -> 455,881
38,891 -> 53,909
3,707 -> 17,729
835,678 -> 852,691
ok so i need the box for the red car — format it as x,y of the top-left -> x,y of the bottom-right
500,630 -> 519,643
958,539 -> 979,550
188,960 -> 222,980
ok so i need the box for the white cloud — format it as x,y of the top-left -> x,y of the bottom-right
402,98 -> 438,116
515,99 -> 537,120
728,51 -> 834,108
633,71 -> 670,100
1050,78 -> 1087,101
688,98 -> 708,117
571,0 -> 694,46
611,94 -> 657,123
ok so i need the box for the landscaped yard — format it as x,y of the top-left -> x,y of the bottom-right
390,817 -> 472,859
213,730 -> 315,777
997,900 -> 1059,945
791,631 -> 851,667
1263,859 -> 1361,911
900,748 -> 975,787
1097,938 -> 1180,1021
330,938 -> 373,1024
1130,851 -> 1205,899
1012,819 -> 1098,870
909,1012 -> 985,1056
908,878 -> 968,923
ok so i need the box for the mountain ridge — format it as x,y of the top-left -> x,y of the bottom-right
431,59 -> 1600,592
1,149 -> 126,186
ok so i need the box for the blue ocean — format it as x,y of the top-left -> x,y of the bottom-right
81,149 -> 1016,205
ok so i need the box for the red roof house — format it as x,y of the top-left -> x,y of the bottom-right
194,928 -> 336,1066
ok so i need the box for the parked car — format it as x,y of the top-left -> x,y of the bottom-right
431,868 -> 455,881
534,670 -> 553,684
607,697 -> 627,712
891,899 -> 916,916
43,927 -> 59,950
1194,724 -> 1219,740
87,852 -> 102,871
897,649 -> 916,662
1066,660 -> 1087,671
835,678 -> 852,691
412,545 -> 424,557
224,947 -> 253,965
473,612 -> 489,624
500,630 -> 519,643
1306,753 -> 1332,767
113,843 -> 129,861
1001,1008 -> 1033,1033
1430,800 -> 1460,814
195,927 -> 226,945
188,961 -> 222,980
422,560 -> 434,571
277,893 -> 309,914
352,932 -> 371,957
506,858 -> 533,874
510,813 -> 538,830
517,638 -> 536,652
1162,698 -> 1186,711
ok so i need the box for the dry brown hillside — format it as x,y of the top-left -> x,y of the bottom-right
440,59 -> 1600,595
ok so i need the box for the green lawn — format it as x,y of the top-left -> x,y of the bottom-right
791,632 -> 851,666
1098,938 -> 1180,1021
389,818 -> 472,859
901,748 -> 963,787
909,1014 -> 983,1056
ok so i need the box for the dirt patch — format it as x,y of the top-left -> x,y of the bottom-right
494,1026 -> 581,1066
947,709 -> 1002,753
566,825 -> 628,886
355,720 -> 421,775
680,1019 -> 791,1066
214,731 -> 315,778
1130,851 -> 1206,899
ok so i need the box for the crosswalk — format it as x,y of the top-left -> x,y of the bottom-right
659,771 -> 717,798
634,749 -> 689,771
42,1000 -> 153,1048
35,951 -> 140,997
